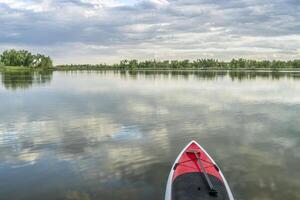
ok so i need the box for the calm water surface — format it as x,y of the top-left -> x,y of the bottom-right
0,71 -> 300,200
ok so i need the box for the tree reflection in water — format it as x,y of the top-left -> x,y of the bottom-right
1,70 -> 300,91
0,70 -> 53,90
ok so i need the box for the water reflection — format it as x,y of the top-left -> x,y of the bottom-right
0,70 -> 53,90
0,71 -> 300,200
57,69 -> 300,81
130,70 -> 300,80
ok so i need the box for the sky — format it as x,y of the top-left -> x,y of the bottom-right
0,0 -> 300,64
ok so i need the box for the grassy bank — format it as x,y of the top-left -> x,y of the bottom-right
0,66 -> 54,73
0,66 -> 34,72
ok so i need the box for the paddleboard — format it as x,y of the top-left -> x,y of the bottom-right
165,140 -> 234,200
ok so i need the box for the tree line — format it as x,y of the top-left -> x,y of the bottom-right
1,49 -> 299,70
0,49 -> 53,68
57,58 -> 300,70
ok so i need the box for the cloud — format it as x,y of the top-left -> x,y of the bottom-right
0,0 -> 299,64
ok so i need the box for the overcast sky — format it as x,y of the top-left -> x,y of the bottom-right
0,0 -> 300,64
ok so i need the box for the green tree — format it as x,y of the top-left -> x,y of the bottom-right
33,54 -> 53,68
128,59 -> 138,70
0,49 -> 53,68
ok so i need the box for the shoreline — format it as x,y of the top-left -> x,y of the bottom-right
2,65 -> 300,73
53,67 -> 300,73
0,66 -> 53,72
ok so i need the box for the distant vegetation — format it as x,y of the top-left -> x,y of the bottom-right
56,59 -> 300,71
1,49 -> 300,71
0,49 -> 53,69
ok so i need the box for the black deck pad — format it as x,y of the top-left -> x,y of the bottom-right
172,172 -> 229,200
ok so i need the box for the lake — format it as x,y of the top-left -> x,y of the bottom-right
0,70 -> 300,200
